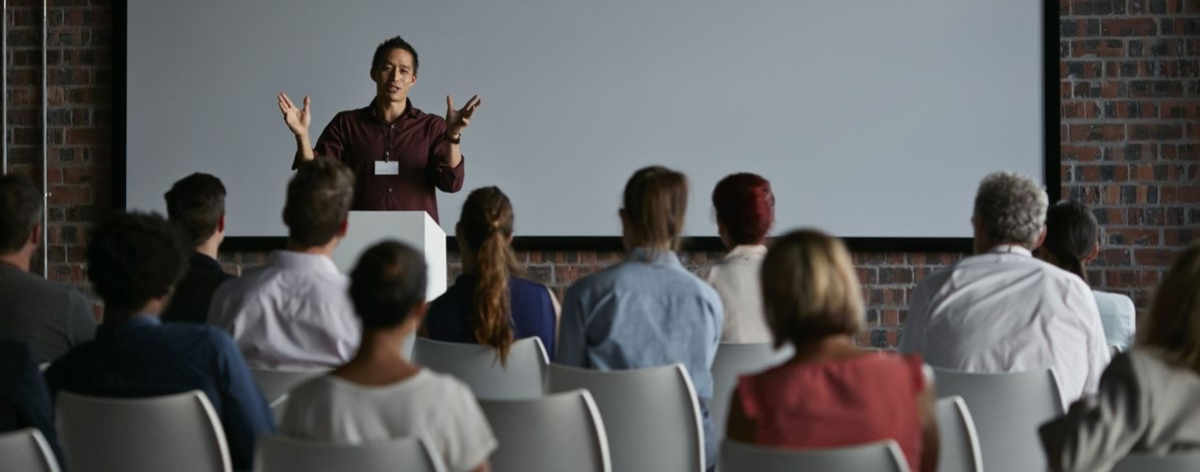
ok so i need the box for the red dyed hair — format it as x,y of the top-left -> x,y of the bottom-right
712,173 -> 775,245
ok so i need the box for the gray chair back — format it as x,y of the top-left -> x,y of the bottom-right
413,337 -> 549,400
935,396 -> 984,472
479,389 -> 611,472
934,368 -> 1063,472
0,428 -> 61,472
719,439 -> 910,472
57,390 -> 231,472
1111,451 -> 1200,472
546,363 -> 704,472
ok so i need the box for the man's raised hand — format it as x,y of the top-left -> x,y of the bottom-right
277,92 -> 312,137
445,94 -> 481,138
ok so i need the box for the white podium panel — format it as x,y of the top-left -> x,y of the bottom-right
332,211 -> 448,302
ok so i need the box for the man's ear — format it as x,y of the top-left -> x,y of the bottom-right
1033,225 -> 1048,249
337,218 -> 350,238
1085,240 -> 1101,263
29,223 -> 42,247
217,213 -> 226,234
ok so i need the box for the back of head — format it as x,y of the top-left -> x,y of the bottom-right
284,160 -> 355,248
349,241 -> 428,331
1139,241 -> 1200,373
0,174 -> 42,255
164,173 -> 226,247
712,173 -> 775,246
1042,200 -> 1098,282
622,166 -> 689,251
760,229 -> 864,350
973,172 -> 1048,249
87,212 -> 191,313
457,186 -> 521,363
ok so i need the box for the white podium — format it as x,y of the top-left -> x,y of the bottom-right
331,211 -> 448,302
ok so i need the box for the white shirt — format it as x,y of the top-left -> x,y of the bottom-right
704,244 -> 771,343
1094,290 -> 1136,353
900,245 -> 1110,406
208,250 -> 360,369
280,369 -> 498,472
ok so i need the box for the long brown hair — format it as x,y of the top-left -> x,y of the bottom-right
1138,241 -> 1200,373
1042,201 -> 1098,283
457,187 -> 523,364
622,166 -> 689,252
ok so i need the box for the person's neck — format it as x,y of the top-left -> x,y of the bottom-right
285,239 -> 338,258
196,235 -> 222,260
103,299 -> 165,324
374,97 -> 408,123
0,249 -> 32,272
791,334 -> 864,363
335,327 -> 420,385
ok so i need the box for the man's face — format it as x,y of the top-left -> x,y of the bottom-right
372,48 -> 417,103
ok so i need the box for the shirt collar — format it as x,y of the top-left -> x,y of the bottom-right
986,244 -> 1033,257
725,244 -> 768,260
98,315 -> 161,338
628,247 -> 683,267
364,98 -> 415,124
269,250 -> 342,274
191,252 -> 223,269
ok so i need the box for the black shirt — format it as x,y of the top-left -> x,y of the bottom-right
162,253 -> 235,324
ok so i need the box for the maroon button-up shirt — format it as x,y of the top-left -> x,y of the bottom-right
311,99 -> 465,222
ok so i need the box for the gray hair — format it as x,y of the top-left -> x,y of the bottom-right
973,172 -> 1048,247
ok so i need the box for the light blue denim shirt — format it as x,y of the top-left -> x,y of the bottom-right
558,247 -> 723,468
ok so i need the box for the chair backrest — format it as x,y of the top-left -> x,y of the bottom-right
935,396 -> 984,472
56,390 -> 231,472
255,435 -> 446,472
0,428 -> 62,472
250,368 -> 329,414
933,368 -> 1063,472
1111,451 -> 1200,472
545,363 -> 704,472
479,389 -> 611,472
709,342 -> 794,443
412,337 -> 549,400
719,439 -> 911,472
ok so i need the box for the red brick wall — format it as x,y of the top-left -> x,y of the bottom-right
4,1 -> 1197,347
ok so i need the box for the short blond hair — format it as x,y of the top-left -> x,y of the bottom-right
1139,241 -> 1200,373
760,229 -> 864,349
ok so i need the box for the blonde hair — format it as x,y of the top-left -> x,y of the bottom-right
760,229 -> 864,350
1138,241 -> 1200,373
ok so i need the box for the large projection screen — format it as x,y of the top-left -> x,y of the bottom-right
124,0 -> 1048,242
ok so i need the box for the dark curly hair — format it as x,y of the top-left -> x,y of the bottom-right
349,240 -> 427,330
87,212 -> 190,312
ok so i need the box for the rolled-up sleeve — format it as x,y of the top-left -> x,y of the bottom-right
428,130 -> 465,193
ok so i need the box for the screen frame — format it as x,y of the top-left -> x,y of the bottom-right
111,0 -> 1059,254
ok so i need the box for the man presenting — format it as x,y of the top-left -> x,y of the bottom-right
277,35 -> 480,223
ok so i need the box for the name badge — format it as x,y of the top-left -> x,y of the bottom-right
374,160 -> 400,175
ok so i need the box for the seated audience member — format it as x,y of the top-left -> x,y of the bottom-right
425,186 -> 559,359
0,338 -> 65,468
282,241 -> 496,472
557,166 -> 723,470
209,160 -> 360,368
161,173 -> 235,324
1038,200 -> 1136,352
704,172 -> 774,343
1040,241 -> 1200,472
900,172 -> 1109,406
44,212 -> 274,472
0,175 -> 95,364
728,230 -> 938,472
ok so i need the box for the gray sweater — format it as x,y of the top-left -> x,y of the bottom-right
1040,349 -> 1200,472
0,264 -> 96,364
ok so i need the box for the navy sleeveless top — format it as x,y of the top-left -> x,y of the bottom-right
425,274 -> 557,359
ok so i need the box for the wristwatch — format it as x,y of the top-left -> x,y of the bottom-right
446,132 -> 462,144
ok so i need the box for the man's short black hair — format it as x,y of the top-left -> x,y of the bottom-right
0,174 -> 42,255
349,241 -> 427,330
284,160 -> 355,248
164,173 -> 226,247
87,212 -> 190,312
372,35 -> 419,73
